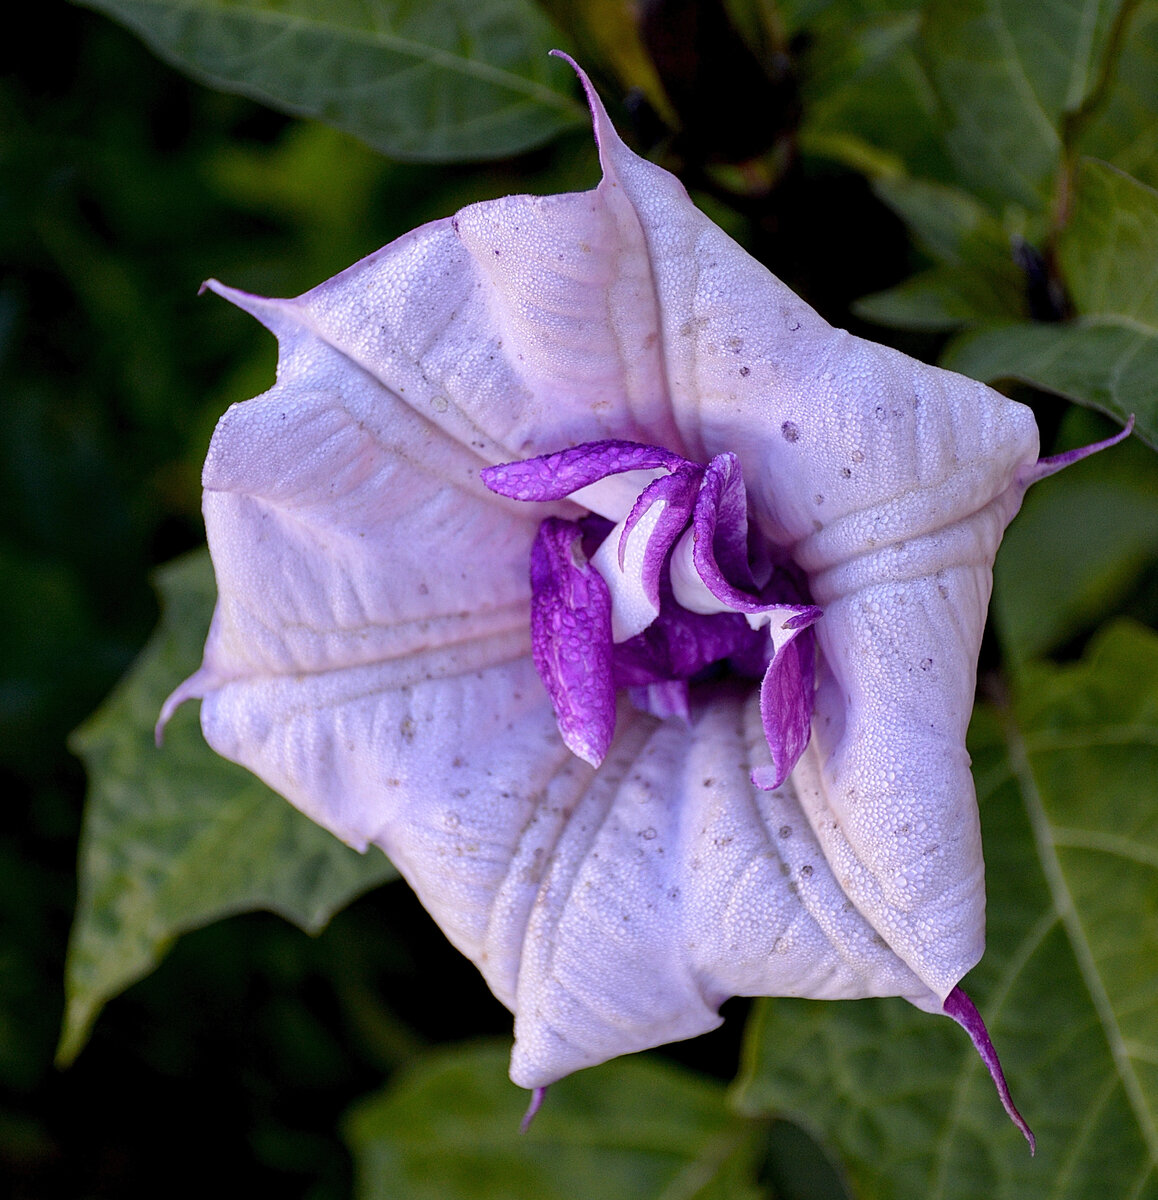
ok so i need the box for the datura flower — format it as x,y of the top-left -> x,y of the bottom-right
162,55 -> 1129,1148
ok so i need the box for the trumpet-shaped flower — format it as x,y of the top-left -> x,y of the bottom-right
163,56 -> 1133,1148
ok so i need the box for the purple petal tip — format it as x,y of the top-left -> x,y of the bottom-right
1018,414 -> 1134,489
520,1085 -> 548,1134
944,986 -> 1035,1154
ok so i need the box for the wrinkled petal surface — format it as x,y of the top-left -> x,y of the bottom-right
171,60 -> 1042,1090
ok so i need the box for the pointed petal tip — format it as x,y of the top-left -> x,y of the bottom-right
155,680 -> 192,747
944,987 -> 1035,1154
198,277 -> 294,333
1018,413 -> 1134,489
785,605 -> 823,632
548,49 -> 628,181
561,727 -> 606,770
519,1085 -> 548,1134
199,277 -> 232,301
156,668 -> 216,748
548,49 -> 587,94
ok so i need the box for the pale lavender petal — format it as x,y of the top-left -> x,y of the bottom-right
944,987 -> 1035,1153
507,691 -> 944,1087
587,65 -> 1042,998
161,287 -> 557,849
529,518 -> 616,768
481,440 -> 686,502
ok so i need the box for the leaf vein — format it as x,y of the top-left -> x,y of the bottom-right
1007,709 -> 1158,1159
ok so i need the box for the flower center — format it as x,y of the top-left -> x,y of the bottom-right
482,440 -> 820,786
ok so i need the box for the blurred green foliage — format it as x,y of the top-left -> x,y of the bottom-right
5,0 -> 1157,1197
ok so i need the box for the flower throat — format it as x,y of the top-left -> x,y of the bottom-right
482,440 -> 821,787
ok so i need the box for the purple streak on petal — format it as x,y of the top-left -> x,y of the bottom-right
685,457 -> 817,622
699,453 -> 756,588
1016,414 -> 1134,489
752,625 -> 816,791
520,1086 -> 548,1134
529,518 -> 617,768
944,986 -> 1035,1154
481,440 -> 688,502
618,466 -> 702,614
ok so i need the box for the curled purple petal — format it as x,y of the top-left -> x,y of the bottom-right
620,465 -> 702,565
670,456 -> 820,633
751,624 -> 817,791
529,518 -> 617,768
944,986 -> 1035,1153
1016,414 -> 1134,489
697,453 -> 756,589
481,440 -> 687,502
617,465 -> 703,603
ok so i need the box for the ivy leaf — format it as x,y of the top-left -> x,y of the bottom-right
74,0 -> 585,162
945,160 -> 1158,446
61,550 -> 395,1066
733,620 -> 1158,1199
345,1042 -> 766,1200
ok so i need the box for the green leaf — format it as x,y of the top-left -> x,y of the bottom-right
945,160 -> 1158,445
75,0 -> 585,162
993,407 -> 1158,663
919,0 -> 1127,211
62,550 -> 395,1065
1063,159 -> 1158,320
795,4 -> 956,184
1079,0 -> 1158,190
945,320 -> 1157,444
733,620 -> 1158,1199
855,177 -> 1026,330
346,1042 -> 765,1200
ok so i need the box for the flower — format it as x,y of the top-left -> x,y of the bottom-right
161,55 -> 1135,1148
